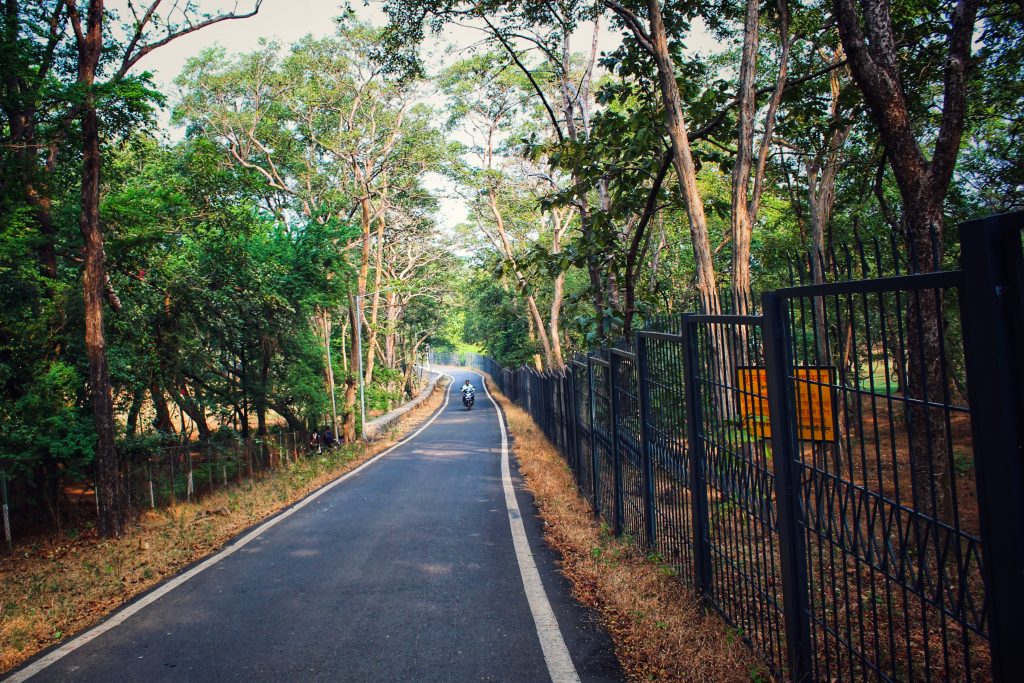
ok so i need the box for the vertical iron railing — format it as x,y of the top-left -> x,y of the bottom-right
635,330 -> 695,582
611,344 -> 646,544
635,335 -> 658,551
590,353 -> 615,525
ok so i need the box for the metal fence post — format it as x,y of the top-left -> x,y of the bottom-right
680,314 -> 713,598
168,449 -> 176,505
959,211 -> 1024,682
186,448 -> 194,502
635,334 -> 657,551
588,356 -> 600,517
566,367 -> 579,478
609,352 -> 624,537
762,291 -> 813,683
1,469 -> 12,552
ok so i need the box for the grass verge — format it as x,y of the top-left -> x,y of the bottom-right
487,382 -> 768,682
0,377 -> 449,675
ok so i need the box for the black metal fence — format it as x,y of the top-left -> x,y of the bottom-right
433,212 -> 1024,683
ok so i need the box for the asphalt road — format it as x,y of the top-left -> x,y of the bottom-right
8,369 -> 623,683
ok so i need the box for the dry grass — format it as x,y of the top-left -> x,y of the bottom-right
0,378 -> 449,675
488,384 -> 767,682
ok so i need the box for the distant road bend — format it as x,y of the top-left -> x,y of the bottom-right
6,369 -> 623,683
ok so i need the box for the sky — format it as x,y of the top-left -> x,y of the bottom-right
123,0 -> 625,97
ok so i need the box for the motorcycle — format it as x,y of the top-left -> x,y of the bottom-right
462,390 -> 475,410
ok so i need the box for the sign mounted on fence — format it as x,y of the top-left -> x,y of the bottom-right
737,366 -> 838,442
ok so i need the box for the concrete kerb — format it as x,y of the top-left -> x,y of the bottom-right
362,369 -> 444,441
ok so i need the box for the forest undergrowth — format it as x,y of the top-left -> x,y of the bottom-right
0,378 -> 449,675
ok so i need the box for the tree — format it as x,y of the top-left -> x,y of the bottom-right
440,52 -> 568,368
176,20 -> 454,438
832,0 -> 980,522
60,0 -> 262,536
602,0 -> 722,312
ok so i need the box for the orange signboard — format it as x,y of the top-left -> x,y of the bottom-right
736,367 -> 837,442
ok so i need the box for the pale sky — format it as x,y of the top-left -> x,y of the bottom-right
122,0 -> 627,96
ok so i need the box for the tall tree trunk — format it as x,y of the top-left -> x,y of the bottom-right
343,295 -> 359,442
317,309 -> 338,436
150,382 -> 175,434
904,208 -> 954,523
580,206 -> 609,326
527,313 -> 543,371
643,0 -> 719,312
549,213 -> 567,368
125,388 -> 144,437
731,0 -> 789,319
357,194 -> 372,300
730,0 -> 760,314
834,0 -> 979,523
76,0 -> 121,536
384,292 -> 400,368
364,193 -> 388,384
256,343 -> 271,438
649,218 -> 666,296
239,347 -> 250,440
172,385 -> 211,440
25,180 -> 58,280
549,275 -> 565,367
807,122 -> 852,352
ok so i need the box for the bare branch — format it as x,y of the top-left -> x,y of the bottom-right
480,15 -> 565,142
118,1 -> 263,78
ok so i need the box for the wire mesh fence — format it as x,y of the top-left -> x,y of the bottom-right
124,431 -> 315,511
436,212 -> 1024,682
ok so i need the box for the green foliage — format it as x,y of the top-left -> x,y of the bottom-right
366,366 -> 404,413
462,267 -> 539,368
1,360 -> 95,482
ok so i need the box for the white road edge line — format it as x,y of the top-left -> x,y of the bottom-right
4,375 -> 454,683
468,369 -> 581,683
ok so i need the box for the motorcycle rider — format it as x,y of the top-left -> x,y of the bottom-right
460,379 -> 476,405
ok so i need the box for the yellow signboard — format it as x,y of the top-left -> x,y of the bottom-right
736,367 -> 837,442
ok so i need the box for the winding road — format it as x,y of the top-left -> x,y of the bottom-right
6,369 -> 623,683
